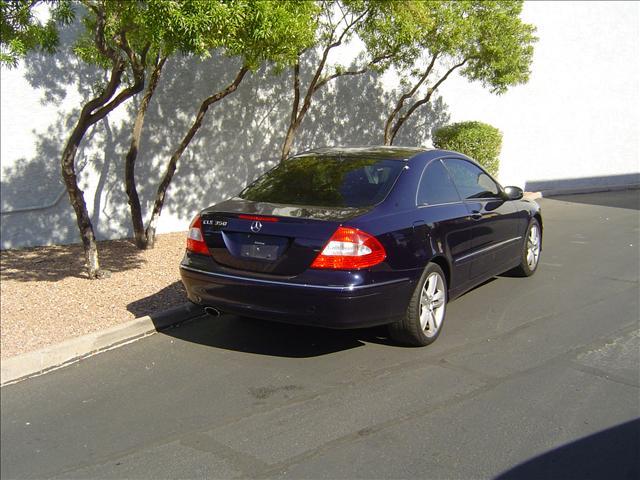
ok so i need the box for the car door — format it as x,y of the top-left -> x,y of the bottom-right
414,159 -> 473,293
442,158 -> 521,281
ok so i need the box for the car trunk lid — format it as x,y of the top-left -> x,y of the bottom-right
200,199 -> 370,276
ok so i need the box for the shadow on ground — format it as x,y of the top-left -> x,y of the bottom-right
544,189 -> 640,211
496,418 -> 640,480
126,281 -> 187,318
142,277 -> 520,358
0,238 -> 145,281
157,312 -> 398,358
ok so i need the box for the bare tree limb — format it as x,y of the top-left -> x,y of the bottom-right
144,65 -> 250,246
126,54 -> 168,248
313,52 -> 393,93
279,5 -> 370,160
388,58 -> 468,145
297,7 -> 370,122
383,53 -> 439,144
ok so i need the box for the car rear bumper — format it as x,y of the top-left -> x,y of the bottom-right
179,265 -> 416,329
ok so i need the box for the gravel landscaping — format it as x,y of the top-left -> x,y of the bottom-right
1,232 -> 189,359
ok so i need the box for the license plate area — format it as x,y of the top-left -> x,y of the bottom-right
240,244 -> 279,260
221,232 -> 289,262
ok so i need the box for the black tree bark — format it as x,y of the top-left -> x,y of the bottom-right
61,5 -> 147,277
124,55 -> 167,250
144,65 -> 249,248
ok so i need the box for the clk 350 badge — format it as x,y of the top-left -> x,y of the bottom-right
202,219 -> 227,227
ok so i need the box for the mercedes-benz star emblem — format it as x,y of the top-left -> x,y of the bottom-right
250,220 -> 262,233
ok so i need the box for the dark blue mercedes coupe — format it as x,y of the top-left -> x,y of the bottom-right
179,146 -> 542,346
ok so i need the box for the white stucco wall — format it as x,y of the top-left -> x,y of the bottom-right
1,0 -> 638,249
439,0 -> 640,190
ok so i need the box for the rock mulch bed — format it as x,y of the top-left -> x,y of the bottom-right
1,232 -> 189,359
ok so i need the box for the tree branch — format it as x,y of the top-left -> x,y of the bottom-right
298,7 -> 370,122
384,53 -> 439,144
330,7 -> 369,49
144,64 -> 251,245
290,60 -> 301,126
389,58 -> 468,144
280,4 -> 370,159
84,0 -> 118,62
88,79 -> 144,124
202,64 -> 249,108
313,52 -> 393,93
313,67 -> 367,93
125,54 -> 168,249
80,59 -> 125,120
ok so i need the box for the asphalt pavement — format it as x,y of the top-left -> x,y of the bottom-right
2,189 -> 639,479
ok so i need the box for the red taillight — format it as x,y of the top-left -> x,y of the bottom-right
186,215 -> 209,255
311,226 -> 386,270
238,214 -> 278,222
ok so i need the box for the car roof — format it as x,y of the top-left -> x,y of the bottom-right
292,146 -> 430,161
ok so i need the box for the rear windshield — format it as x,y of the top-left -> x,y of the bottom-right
239,156 -> 405,208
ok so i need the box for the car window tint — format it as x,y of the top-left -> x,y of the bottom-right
239,156 -> 405,208
417,160 -> 461,205
443,159 -> 500,199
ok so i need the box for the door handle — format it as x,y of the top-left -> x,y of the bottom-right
470,210 -> 482,220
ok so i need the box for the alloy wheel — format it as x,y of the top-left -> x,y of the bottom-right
419,272 -> 446,338
526,224 -> 541,270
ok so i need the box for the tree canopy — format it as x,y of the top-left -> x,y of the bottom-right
377,0 -> 537,144
19,0 -> 319,277
0,0 -> 74,67
2,0 -> 538,278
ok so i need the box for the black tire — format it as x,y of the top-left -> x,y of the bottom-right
388,262 -> 447,347
512,217 -> 542,277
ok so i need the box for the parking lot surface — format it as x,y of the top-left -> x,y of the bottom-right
2,190 -> 639,479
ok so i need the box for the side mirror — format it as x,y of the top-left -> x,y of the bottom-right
503,186 -> 524,200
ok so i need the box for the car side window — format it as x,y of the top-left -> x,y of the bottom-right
443,159 -> 501,200
417,160 -> 461,205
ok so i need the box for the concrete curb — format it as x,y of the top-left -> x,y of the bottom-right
1,302 -> 205,386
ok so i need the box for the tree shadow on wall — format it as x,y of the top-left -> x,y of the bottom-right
1,19 -> 450,282
296,67 -> 449,150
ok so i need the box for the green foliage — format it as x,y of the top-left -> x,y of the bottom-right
433,121 -> 503,176
137,0 -> 318,69
0,0 -> 74,67
360,1 -> 435,69
222,0 -> 319,69
5,0 -> 317,73
365,0 -> 537,92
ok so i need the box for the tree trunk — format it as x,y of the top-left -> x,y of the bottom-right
280,62 -> 301,161
144,65 -> 249,248
125,56 -> 167,249
383,124 -> 393,145
58,7 -> 148,278
280,121 -> 298,161
61,58 -> 145,278
61,124 -> 101,278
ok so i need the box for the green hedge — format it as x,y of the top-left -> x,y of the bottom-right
433,121 -> 503,177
